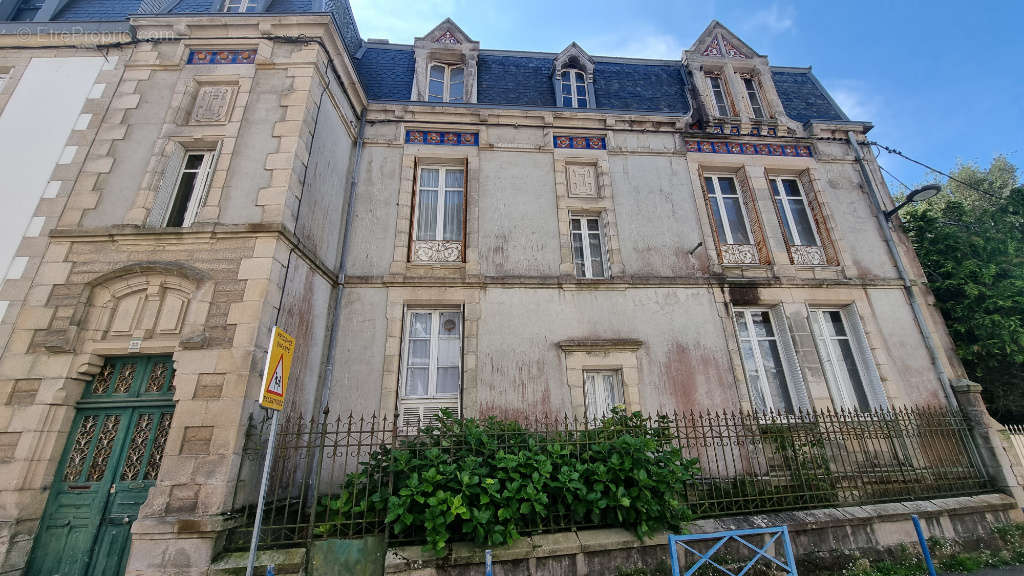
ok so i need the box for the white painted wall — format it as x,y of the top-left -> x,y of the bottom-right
0,57 -> 103,277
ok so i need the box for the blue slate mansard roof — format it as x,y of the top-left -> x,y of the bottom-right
356,44 -> 695,115
9,1 -> 848,121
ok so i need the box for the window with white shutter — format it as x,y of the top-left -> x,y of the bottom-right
398,309 -> 463,430
808,304 -> 887,412
148,142 -> 220,228
733,308 -> 808,414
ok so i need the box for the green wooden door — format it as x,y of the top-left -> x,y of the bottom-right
26,357 -> 175,576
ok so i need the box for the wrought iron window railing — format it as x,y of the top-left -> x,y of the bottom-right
226,406 -> 989,551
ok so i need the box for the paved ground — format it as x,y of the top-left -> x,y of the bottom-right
942,568 -> 1024,576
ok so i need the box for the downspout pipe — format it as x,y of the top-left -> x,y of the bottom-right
847,131 -> 958,410
316,108 -> 366,418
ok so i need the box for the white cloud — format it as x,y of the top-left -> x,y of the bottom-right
584,32 -> 683,60
827,80 -> 878,121
740,2 -> 795,36
349,0 -> 459,44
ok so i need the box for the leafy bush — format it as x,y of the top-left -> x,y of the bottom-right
317,407 -> 699,553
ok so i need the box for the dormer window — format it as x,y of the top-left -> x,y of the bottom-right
743,77 -> 766,119
560,69 -> 588,108
707,74 -> 732,117
223,0 -> 257,12
427,63 -> 464,103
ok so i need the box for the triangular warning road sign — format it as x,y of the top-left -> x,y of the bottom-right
267,357 -> 284,396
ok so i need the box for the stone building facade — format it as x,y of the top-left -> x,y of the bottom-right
0,1 -> 981,575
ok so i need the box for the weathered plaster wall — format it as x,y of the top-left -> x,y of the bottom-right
344,143 -> 402,278
218,68 -> 287,225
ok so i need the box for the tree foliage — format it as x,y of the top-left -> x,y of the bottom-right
899,156 -> 1024,421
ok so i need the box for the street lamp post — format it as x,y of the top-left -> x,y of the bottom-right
884,183 -> 943,220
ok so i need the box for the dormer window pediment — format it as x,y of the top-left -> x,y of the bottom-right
553,43 -> 596,109
412,18 -> 480,103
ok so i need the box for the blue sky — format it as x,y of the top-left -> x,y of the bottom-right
349,0 -> 1023,194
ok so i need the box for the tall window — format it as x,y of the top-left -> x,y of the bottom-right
570,214 -> 607,278
743,77 -> 765,119
704,175 -> 751,245
706,74 -> 731,116
427,63 -> 464,103
734,310 -> 795,413
770,177 -> 819,247
560,69 -> 588,108
402,309 -> 462,399
584,370 -> 623,422
222,0 -> 257,12
811,309 -> 873,412
166,150 -> 215,227
414,166 -> 464,242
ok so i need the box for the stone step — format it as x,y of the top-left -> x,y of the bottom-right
209,548 -> 306,576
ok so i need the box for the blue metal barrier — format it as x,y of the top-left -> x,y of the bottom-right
668,526 -> 797,576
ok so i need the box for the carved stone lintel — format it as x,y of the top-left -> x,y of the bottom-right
413,240 -> 463,263
791,245 -> 827,266
720,244 -> 759,265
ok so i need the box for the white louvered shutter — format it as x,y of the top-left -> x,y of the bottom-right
841,303 -> 888,410
770,304 -> 811,413
146,144 -> 186,227
398,398 -> 460,433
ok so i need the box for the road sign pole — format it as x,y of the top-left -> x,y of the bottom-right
245,409 -> 279,576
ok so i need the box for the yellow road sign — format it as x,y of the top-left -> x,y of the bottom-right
259,326 -> 295,411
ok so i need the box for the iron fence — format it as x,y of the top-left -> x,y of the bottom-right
226,406 -> 990,551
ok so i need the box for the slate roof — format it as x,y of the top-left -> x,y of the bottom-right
18,2 -> 847,120
357,45 -> 693,114
770,69 -> 848,123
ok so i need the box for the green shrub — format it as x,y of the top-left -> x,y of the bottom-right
317,407 -> 699,553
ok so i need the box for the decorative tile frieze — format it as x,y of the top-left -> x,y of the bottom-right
186,50 -> 256,65
717,126 -> 777,137
554,135 -> 606,150
686,140 -> 812,158
405,130 -> 478,146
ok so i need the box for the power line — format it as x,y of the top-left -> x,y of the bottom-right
870,142 -> 1002,200
877,161 -> 914,195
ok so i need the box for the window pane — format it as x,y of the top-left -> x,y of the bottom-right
444,169 -> 464,189
576,83 -> 587,97
407,340 -> 430,365
586,218 -> 600,232
750,311 -> 774,338
449,66 -> 464,83
835,339 -> 870,411
562,95 -> 574,107
420,168 -> 439,188
184,154 -> 205,170
429,65 -> 445,80
574,71 -> 585,84
442,189 -> 464,241
570,218 -> 581,232
787,199 -> 817,246
437,338 -> 460,366
776,198 -> 794,244
561,81 -> 572,95
588,232 -> 604,277
448,82 -> 464,103
561,70 -> 570,82
428,78 -> 444,101
717,177 -> 736,196
733,312 -> 750,338
740,342 -> 767,411
781,179 -> 802,199
758,340 -> 793,413
770,179 -> 782,198
708,196 -> 728,244
576,97 -> 587,108
604,373 -> 624,406
722,196 -> 750,244
409,312 -> 431,337
704,177 -> 717,197
823,311 -> 846,337
436,368 -> 461,394
571,232 -> 586,277
166,171 -> 200,227
405,367 -> 428,396
415,189 -> 438,240
439,312 -> 461,336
